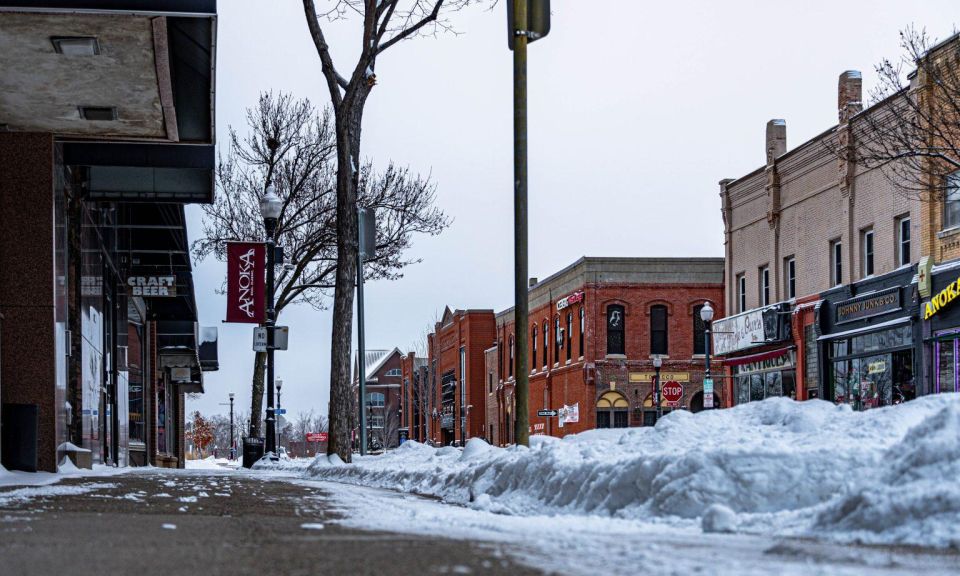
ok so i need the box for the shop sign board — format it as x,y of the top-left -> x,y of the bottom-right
558,403 -> 579,428
630,372 -> 689,382
306,432 -> 327,442
662,381 -> 684,403
556,290 -> 584,311
835,287 -> 901,324
924,275 -> 960,320
733,349 -> 795,376
127,275 -> 177,297
713,305 -> 779,355
226,242 -> 265,323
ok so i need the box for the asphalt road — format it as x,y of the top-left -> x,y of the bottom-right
0,469 -> 540,576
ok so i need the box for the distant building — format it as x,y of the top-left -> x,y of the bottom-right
353,348 -> 404,451
400,352 -> 430,444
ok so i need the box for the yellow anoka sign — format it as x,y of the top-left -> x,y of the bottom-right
925,277 -> 960,320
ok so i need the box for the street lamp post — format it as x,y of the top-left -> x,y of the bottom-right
700,301 -> 715,410
653,354 -> 663,423
276,379 -> 283,452
219,393 -> 236,460
260,184 -> 282,456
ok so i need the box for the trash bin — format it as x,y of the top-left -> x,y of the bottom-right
2,403 -> 39,472
242,436 -> 264,469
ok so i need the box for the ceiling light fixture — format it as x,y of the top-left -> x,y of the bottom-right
79,106 -> 117,121
51,36 -> 100,56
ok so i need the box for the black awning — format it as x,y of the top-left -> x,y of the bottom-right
64,142 -> 215,203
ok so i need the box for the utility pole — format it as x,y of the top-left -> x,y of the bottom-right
509,0 -> 549,447
356,207 -> 376,456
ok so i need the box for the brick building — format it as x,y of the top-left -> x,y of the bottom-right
426,308 -> 496,446
488,257 -> 724,444
353,348 -> 403,451
399,351 -> 430,443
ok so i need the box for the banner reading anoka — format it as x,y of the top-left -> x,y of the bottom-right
225,241 -> 265,323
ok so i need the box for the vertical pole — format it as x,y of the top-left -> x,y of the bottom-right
655,364 -> 661,422
513,0 -> 530,447
229,395 -> 234,457
704,322 -> 712,410
276,388 -> 281,451
357,208 -> 367,456
266,237 -> 277,454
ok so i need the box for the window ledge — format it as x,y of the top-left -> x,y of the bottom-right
938,226 -> 960,239
605,354 -> 627,360
649,355 -> 670,360
565,359 -> 572,365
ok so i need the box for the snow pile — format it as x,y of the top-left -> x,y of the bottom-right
303,394 -> 960,548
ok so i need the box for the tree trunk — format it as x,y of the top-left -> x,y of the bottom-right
249,350 -> 266,437
327,94 -> 368,462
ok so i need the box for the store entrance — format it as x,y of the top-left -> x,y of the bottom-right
892,349 -> 915,404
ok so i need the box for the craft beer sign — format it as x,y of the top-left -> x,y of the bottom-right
127,275 -> 176,297
226,241 -> 265,323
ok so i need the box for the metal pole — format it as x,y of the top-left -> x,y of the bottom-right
704,322 -> 712,410
513,0 -> 530,448
655,364 -> 662,422
265,234 -> 277,455
276,387 -> 282,451
229,395 -> 234,458
357,213 -> 368,456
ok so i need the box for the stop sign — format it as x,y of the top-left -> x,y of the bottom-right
662,381 -> 684,403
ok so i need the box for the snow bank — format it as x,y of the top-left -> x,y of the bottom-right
302,394 -> 960,548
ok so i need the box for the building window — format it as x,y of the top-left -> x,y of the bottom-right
831,240 -> 842,287
650,305 -> 668,355
862,228 -> 874,277
759,266 -> 770,306
945,170 -> 960,229
554,317 -> 561,364
508,337 -> 513,378
385,368 -> 401,377
606,305 -> 625,356
693,304 -> 706,355
784,257 -> 796,299
579,306 -> 585,358
566,312 -> 572,361
531,325 -> 537,372
488,372 -> 493,394
737,274 -> 746,313
898,216 -> 911,266
367,392 -> 385,407
498,339 -> 503,381
542,321 -> 548,368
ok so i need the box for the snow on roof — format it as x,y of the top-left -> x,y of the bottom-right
355,347 -> 402,381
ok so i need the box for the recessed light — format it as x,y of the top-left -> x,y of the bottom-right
79,106 -> 117,121
51,36 -> 100,56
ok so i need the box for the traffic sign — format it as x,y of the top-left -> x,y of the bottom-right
662,381 -> 684,403
253,326 -> 290,352
537,409 -> 558,417
276,408 -> 286,415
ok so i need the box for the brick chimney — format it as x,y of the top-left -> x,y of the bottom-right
528,277 -> 538,287
765,119 -> 786,164
838,70 -> 863,123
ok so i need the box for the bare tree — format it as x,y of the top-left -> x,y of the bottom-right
193,92 -> 449,438
408,311 -> 439,443
302,0 -> 485,461
210,414 -> 232,450
841,27 -> 960,201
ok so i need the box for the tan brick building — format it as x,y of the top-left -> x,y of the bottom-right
489,257 -> 724,444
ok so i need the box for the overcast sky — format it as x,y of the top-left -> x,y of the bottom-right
186,1 -> 958,421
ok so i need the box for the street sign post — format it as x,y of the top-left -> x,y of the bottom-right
703,378 -> 714,409
662,381 -> 684,404
537,409 -> 558,417
253,326 -> 289,351
276,408 -> 286,415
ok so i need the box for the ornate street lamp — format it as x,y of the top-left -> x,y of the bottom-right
260,184 -> 282,456
652,354 -> 663,423
700,301 -> 715,410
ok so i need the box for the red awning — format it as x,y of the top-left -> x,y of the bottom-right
722,347 -> 794,367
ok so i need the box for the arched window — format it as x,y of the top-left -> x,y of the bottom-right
566,312 -> 573,361
596,390 -> 629,428
606,305 -> 625,355
554,316 -> 561,364
508,335 -> 514,378
693,304 -> 706,355
650,305 -> 668,355
579,306 -> 585,358
542,321 -> 548,367
531,325 -> 537,372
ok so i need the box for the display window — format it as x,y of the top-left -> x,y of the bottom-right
935,333 -> 960,394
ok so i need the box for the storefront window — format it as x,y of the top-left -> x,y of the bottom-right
937,336 -> 959,393
731,350 -> 796,405
828,325 -> 913,410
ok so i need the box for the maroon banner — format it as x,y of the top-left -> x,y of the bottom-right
225,241 -> 265,323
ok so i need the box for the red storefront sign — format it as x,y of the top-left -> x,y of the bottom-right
306,432 -> 328,442
225,242 -> 265,323
556,290 -> 585,311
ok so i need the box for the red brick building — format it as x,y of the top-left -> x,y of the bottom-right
353,348 -> 404,451
488,257 -> 725,444
399,351 -> 430,443
426,308 -> 496,446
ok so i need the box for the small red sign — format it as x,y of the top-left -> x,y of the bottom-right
306,432 -> 328,442
662,381 -> 684,403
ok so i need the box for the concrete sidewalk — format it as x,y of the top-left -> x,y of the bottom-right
0,470 -> 540,576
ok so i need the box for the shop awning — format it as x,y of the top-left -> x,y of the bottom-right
723,347 -> 793,367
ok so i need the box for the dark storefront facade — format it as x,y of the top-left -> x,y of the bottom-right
817,268 -> 919,410
920,260 -> 960,397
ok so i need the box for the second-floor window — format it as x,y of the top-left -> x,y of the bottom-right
566,312 -> 572,361
898,216 -> 911,266
693,304 -> 706,355
862,228 -> 874,277
737,274 -> 746,313
367,392 -> 385,407
385,368 -> 401,377
542,321 -> 548,367
945,170 -> 960,229
831,240 -> 842,286
554,317 -> 561,364
759,266 -> 770,306
650,305 -> 668,355
784,257 -> 796,299
579,307 -> 585,358
531,325 -> 537,372
606,305 -> 625,355
508,337 -> 513,378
